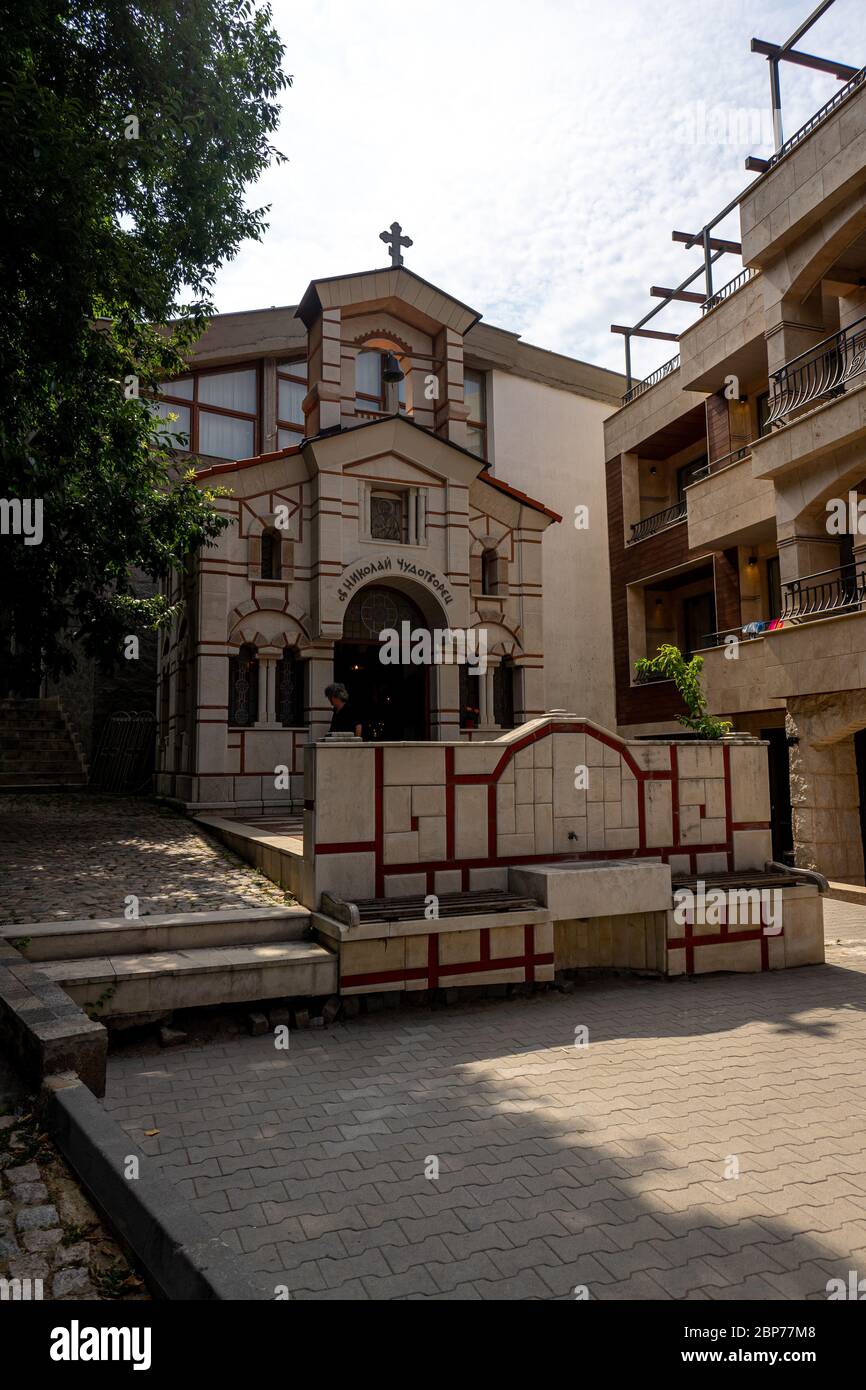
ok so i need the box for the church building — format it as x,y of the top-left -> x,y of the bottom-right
155,233 -> 623,811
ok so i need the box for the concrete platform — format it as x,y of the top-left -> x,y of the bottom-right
39,939 -> 338,1017
2,906 -> 311,961
196,814 -> 304,900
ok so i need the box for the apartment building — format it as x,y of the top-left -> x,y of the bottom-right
605,60 -> 866,881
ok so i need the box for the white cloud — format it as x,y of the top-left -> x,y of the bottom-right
213,0 -> 858,380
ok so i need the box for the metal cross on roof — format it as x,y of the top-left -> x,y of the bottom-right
379,221 -> 413,268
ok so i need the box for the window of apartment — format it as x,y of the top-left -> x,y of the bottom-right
155,367 -> 258,461
676,455 -> 708,500
277,360 -> 307,447
464,369 -> 487,459
766,555 -> 782,620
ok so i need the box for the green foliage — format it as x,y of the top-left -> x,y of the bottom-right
634,644 -> 732,739
0,1 -> 289,690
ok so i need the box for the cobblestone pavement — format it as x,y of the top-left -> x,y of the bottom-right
0,793 -> 289,925
0,1060 -> 146,1301
101,901 -> 866,1301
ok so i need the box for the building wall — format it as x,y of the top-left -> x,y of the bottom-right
489,371 -> 617,727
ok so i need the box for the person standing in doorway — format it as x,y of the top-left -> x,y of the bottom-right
325,682 -> 362,737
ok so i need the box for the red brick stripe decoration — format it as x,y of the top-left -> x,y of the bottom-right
313,722 -> 768,893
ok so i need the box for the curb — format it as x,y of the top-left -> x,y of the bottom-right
40,1074 -> 264,1301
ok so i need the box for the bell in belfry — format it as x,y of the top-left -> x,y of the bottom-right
382,352 -> 404,384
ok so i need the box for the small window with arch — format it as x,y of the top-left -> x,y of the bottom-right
260,527 -> 282,581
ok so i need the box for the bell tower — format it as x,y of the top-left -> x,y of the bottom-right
295,243 -> 482,447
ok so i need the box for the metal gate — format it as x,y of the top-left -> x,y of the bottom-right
90,711 -> 156,792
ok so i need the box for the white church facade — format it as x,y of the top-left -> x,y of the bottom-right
154,248 -> 623,811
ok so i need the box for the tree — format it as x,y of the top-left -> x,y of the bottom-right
634,644 -> 732,739
0,1 -> 289,692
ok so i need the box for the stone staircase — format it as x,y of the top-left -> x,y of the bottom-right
2,907 -> 337,1020
0,698 -> 88,789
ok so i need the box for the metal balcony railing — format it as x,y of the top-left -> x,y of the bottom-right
766,313 -> 866,427
762,65 -> 866,175
701,267 -> 757,315
629,499 -> 687,543
782,560 -> 866,621
621,354 -> 680,406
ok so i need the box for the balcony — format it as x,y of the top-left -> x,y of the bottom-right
740,67 -> 866,270
701,268 -> 758,317
781,559 -> 866,622
678,270 -> 765,394
765,315 -> 866,428
685,446 -> 776,551
621,354 -> 680,407
629,499 -> 686,544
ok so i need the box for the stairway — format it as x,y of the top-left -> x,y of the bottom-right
0,698 -> 88,789
2,907 -> 338,1019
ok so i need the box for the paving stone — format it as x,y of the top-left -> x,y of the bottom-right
54,1242 -> 91,1269
10,1182 -> 49,1205
22,1229 -> 64,1252
86,898 -> 866,1301
8,1255 -> 50,1280
52,1267 -> 98,1299
15,1205 -> 59,1232
4,1163 -> 40,1184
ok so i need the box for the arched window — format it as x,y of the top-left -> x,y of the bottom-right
459,663 -> 481,730
278,647 -> 305,727
228,643 -> 258,726
260,528 -> 281,580
481,549 -> 498,596
356,348 -> 407,416
493,658 -> 516,729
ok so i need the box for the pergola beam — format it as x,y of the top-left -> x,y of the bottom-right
750,37 -> 857,81
650,286 -> 706,304
610,325 -> 680,341
672,230 -> 742,255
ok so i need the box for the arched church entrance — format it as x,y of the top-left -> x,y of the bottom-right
335,584 -> 431,740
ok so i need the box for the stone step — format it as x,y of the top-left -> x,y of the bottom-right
39,939 -> 338,1017
3,907 -> 311,961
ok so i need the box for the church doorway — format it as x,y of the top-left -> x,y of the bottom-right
335,585 -> 431,740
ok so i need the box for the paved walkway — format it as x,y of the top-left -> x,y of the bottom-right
102,902 -> 866,1300
0,793 -> 289,924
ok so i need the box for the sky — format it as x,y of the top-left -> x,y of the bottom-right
211,0 -> 861,382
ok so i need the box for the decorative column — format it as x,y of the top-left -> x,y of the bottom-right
300,643 -> 337,742
256,649 -> 280,726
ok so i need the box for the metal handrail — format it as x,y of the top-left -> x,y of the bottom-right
763,65 -> 866,173
766,314 -> 866,426
629,498 -> 687,543
782,560 -> 866,620
702,267 -> 758,315
621,354 -> 680,406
